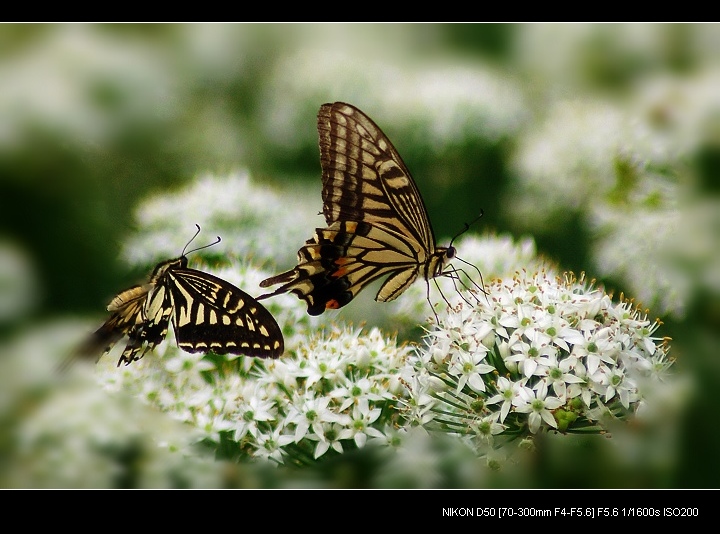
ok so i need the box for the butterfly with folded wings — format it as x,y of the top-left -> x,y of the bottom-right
258,102 -> 482,317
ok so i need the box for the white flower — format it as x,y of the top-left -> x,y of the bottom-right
512,382 -> 564,434
338,404 -> 386,448
298,351 -> 348,390
164,350 -> 213,375
253,426 -> 294,464
330,376 -> 386,413
0,239 -> 39,323
307,422 -> 346,459
468,415 -> 506,444
540,315 -> 577,353
486,376 -> 526,423
99,322 -> 413,466
285,392 -> 347,443
595,365 -> 638,410
571,326 -> 621,376
447,348 -> 495,394
544,354 -> 585,399
507,66 -> 720,321
231,390 -> 277,442
506,330 -> 558,378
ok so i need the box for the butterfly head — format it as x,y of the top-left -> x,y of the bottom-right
430,245 -> 455,278
149,256 -> 188,282
446,245 -> 456,260
148,225 -> 221,282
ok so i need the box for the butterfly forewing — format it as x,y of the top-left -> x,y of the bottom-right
318,103 -> 436,250
259,102 -> 454,315
168,269 -> 284,358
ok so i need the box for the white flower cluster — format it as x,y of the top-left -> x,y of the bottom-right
122,171 -> 322,271
263,47 -> 527,153
98,324 -> 412,466
10,370 -> 225,489
407,269 -> 673,455
507,67 -> 720,319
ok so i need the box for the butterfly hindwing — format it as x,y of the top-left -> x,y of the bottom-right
71,286 -> 149,368
259,102 -> 452,315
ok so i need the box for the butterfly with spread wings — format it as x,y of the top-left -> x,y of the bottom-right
66,225 -> 284,370
258,102 -> 480,316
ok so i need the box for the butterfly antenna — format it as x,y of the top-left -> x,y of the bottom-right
182,224 -> 221,257
449,210 -> 484,249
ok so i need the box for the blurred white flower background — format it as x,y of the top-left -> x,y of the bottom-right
1,23 -> 717,488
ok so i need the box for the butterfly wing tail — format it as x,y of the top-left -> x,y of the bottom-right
258,269 -> 297,291
258,267 -> 332,316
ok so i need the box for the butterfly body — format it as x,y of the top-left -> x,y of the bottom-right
74,247 -> 284,369
259,102 -> 458,315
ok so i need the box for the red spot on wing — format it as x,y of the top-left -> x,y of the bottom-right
326,299 -> 341,310
331,257 -> 350,278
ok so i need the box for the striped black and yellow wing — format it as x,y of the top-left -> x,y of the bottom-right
259,102 -> 454,315
71,284 -> 150,368
71,255 -> 284,369
162,264 -> 284,361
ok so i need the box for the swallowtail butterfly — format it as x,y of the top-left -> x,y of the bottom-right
258,102 -> 480,316
69,226 -> 284,368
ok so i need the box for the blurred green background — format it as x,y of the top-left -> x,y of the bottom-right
1,23 -> 718,488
